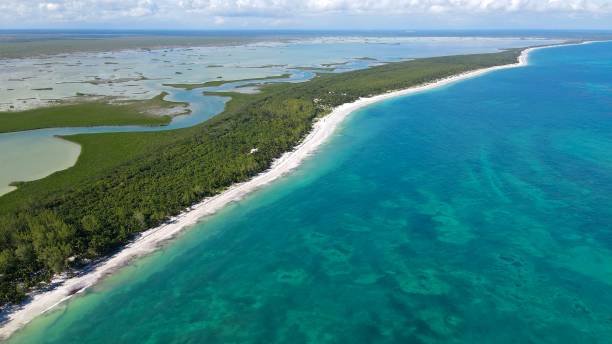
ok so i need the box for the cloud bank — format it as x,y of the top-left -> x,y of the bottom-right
2,0 -> 612,28
179,0 -> 612,14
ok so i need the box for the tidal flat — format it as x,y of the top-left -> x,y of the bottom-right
0,35 -> 556,195
0,36 -> 557,112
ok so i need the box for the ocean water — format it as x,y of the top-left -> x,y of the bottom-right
8,41 -> 612,343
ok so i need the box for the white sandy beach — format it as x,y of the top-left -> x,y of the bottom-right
0,45 -> 547,339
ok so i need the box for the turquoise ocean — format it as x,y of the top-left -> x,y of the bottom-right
9,42 -> 612,343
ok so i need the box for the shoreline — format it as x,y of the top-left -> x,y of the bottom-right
0,43 -> 562,340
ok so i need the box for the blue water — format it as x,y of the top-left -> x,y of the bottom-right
9,42 -> 612,343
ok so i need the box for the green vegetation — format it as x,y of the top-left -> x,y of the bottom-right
0,35 -> 258,59
83,75 -> 147,85
0,49 -> 522,305
164,73 -> 292,90
321,61 -> 350,67
0,92 -> 189,134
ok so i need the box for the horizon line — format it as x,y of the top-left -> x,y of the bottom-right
2,28 -> 612,32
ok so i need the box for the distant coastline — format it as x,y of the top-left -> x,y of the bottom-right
1,41 -> 595,340
0,29 -> 584,59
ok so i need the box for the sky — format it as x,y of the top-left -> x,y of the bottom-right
1,0 -> 612,30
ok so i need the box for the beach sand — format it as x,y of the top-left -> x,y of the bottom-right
0,45 -> 548,339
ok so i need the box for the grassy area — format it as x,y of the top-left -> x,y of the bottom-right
164,73 -> 292,90
0,49 -> 523,304
0,92 -> 189,133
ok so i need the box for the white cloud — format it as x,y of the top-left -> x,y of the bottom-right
39,2 -> 61,11
1,0 -> 611,27
9,0 -> 160,21
213,15 -> 225,24
175,0 -> 612,14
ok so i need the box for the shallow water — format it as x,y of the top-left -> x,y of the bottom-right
0,36 -> 554,194
0,133 -> 80,195
9,41 -> 612,343
1,36 -> 554,111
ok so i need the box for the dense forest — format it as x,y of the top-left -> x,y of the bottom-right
0,49 -> 522,305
